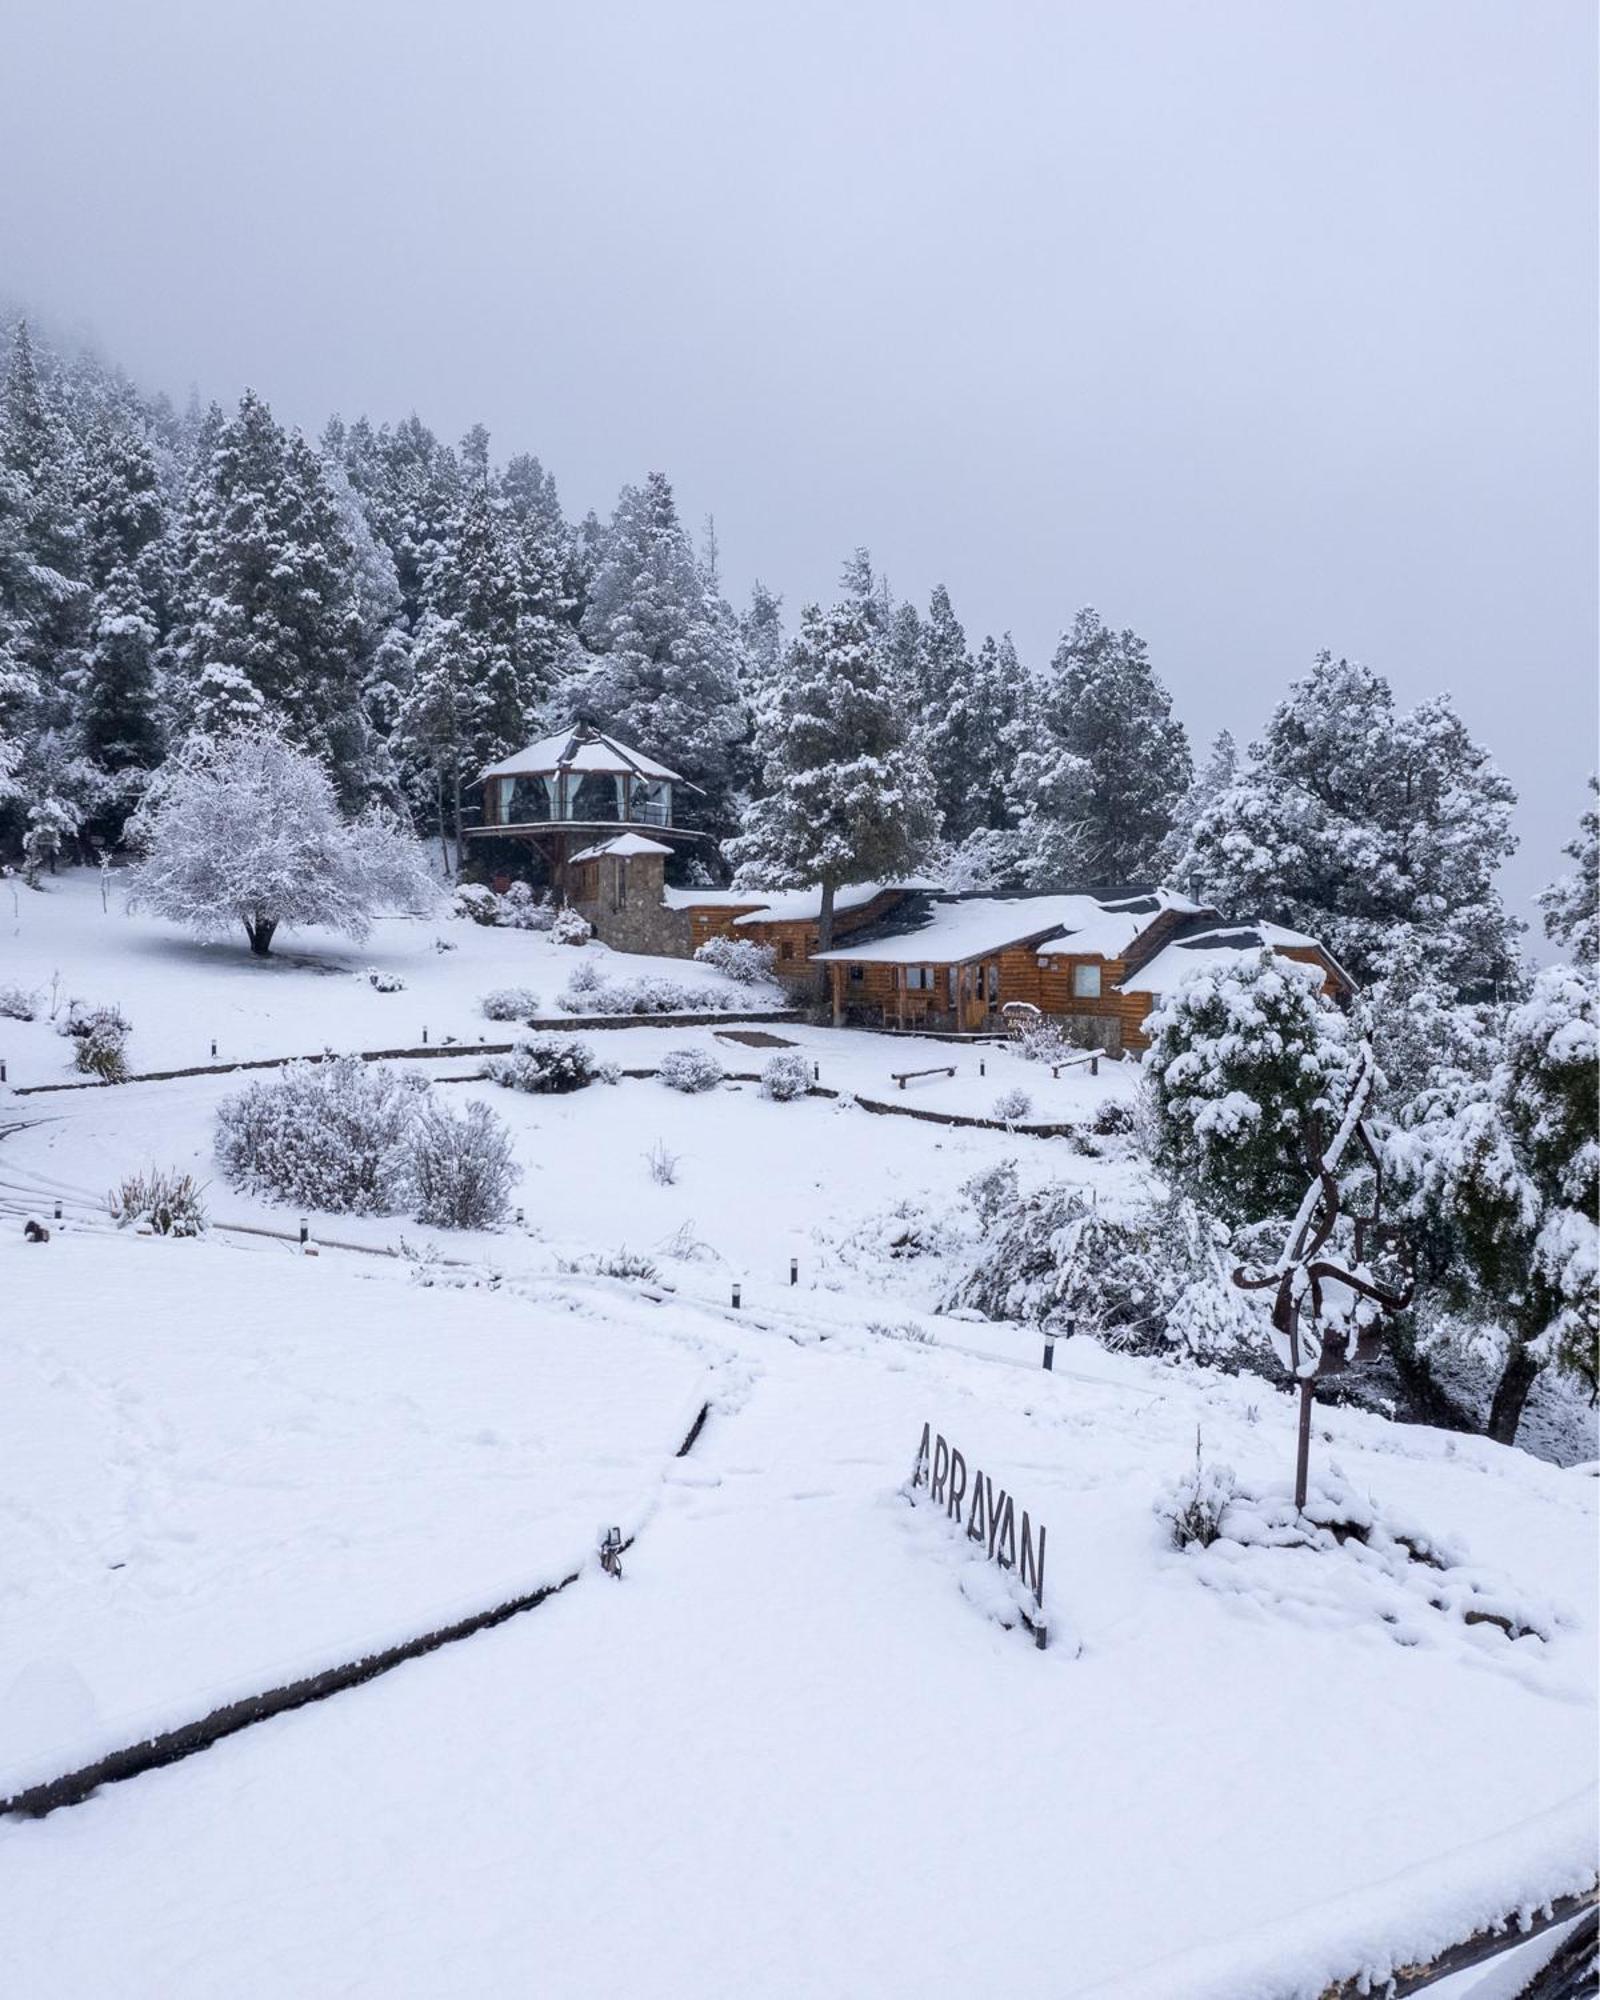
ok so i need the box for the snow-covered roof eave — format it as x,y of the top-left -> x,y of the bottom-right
477,722 -> 690,788
568,833 -> 675,865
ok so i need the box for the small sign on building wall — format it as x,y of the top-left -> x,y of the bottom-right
906,1422 -> 1053,1650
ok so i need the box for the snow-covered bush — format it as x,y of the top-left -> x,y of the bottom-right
557,969 -> 740,1016
217,1056 -> 427,1213
75,1015 -> 131,1082
961,1158 -> 1019,1229
1144,948 -> 1353,1229
693,935 -> 777,985
486,1034 -> 613,1094
1091,1100 -> 1137,1139
947,1180 -> 1255,1363
1156,1435 -> 1240,1550
128,730 -> 439,957
408,1099 -> 519,1229
550,907 -> 592,946
760,1050 -> 814,1101
109,1167 -> 208,1238
481,986 -> 541,1024
500,881 -> 555,932
453,884 -> 500,926
364,967 -> 405,993
644,1139 -> 680,1185
840,1197 -> 963,1265
0,983 -> 36,1021
59,998 -> 130,1043
560,1247 -> 661,1284
992,1086 -> 1032,1125
658,1047 -> 725,1093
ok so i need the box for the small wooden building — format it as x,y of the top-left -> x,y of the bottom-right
471,721 -> 705,893
811,890 -> 1351,1049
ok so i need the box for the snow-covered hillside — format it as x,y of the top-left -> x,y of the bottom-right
1,877 -> 1595,1998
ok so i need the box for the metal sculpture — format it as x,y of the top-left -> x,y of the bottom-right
1232,1043 -> 1414,1510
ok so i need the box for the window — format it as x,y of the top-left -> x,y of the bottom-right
1072,962 -> 1102,999
780,941 -> 795,962
848,965 -> 864,984
905,966 -> 934,990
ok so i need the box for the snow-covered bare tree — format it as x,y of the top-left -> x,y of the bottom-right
727,596 -> 936,971
1182,655 -> 1519,991
1536,776 -> 1598,967
127,728 -> 437,957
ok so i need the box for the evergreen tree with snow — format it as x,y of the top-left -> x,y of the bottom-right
79,561 -> 163,834
1158,728 -> 1237,888
1010,607 -> 1190,885
926,616 -> 1027,848
1183,654 -> 1519,991
128,727 -> 437,957
167,392 -> 368,791
579,472 -> 746,827
727,596 -> 936,975
1537,777 -> 1598,967
1386,963 -> 1598,1443
1144,948 -> 1356,1229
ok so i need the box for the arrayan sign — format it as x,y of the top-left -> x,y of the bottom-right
909,1422 -> 1048,1643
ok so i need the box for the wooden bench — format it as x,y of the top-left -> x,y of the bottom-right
1050,1053 -> 1100,1078
892,1065 -> 957,1089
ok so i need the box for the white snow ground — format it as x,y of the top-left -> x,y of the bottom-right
1,875 -> 1595,1997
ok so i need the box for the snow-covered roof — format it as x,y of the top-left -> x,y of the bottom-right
479,723 -> 684,785
1031,888 -> 1208,960
661,888 -> 773,912
810,887 -> 1208,967
731,880 -> 940,928
811,895 -> 1084,966
1121,924 -> 1335,997
568,833 -> 674,865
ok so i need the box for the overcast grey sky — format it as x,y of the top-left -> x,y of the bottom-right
2,0 -> 1593,929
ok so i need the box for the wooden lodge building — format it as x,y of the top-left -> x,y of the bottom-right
470,723 -> 1352,1053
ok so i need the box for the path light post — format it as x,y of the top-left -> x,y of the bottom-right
1232,1044 -> 1412,1512
731,1281 -> 741,1310
299,1217 -> 309,1246
1042,1329 -> 1056,1372
789,1256 -> 798,1287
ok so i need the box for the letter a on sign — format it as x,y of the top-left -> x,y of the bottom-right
967,1470 -> 987,1545
911,1422 -> 930,1490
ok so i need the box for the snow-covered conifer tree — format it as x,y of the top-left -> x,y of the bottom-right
1537,777 -> 1598,967
1183,655 -> 1519,991
128,728 -> 437,956
1386,964 -> 1598,1443
727,596 -> 936,976
1144,949 -> 1355,1229
1008,607 -> 1190,884
579,472 -> 745,827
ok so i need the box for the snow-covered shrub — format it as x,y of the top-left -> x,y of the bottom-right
841,1197 -> 963,1265
658,1047 -> 725,1093
59,999 -> 130,1042
127,729 -> 438,958
1016,1020 -> 1074,1065
560,1247 -> 660,1284
481,986 -> 541,1024
500,881 -> 555,932
961,1158 -> 1019,1229
453,884 -> 500,926
109,1167 -> 208,1237
486,1034 -> 612,1095
75,1015 -> 131,1082
1156,1435 -> 1240,1550
408,1099 -> 519,1229
364,967 -> 405,993
550,907 -> 592,946
1144,948 -> 1353,1229
992,1086 -> 1032,1125
0,983 -> 36,1021
693,935 -> 777,985
644,1139 -> 681,1185
760,1050 -> 814,1101
557,969 -> 740,1016
216,1056 -> 427,1213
